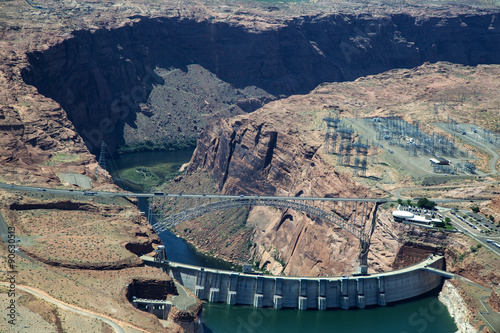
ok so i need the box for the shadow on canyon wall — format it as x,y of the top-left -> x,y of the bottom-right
21,12 -> 500,154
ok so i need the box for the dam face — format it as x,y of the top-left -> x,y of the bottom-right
146,255 -> 445,310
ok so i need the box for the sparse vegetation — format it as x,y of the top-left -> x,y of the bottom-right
416,197 -> 436,210
470,243 -> 482,253
118,137 -> 197,155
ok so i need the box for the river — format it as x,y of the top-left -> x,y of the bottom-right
111,150 -> 458,333
109,149 -> 195,192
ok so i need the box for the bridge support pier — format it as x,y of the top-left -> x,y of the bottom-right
273,295 -> 283,309
357,295 -> 366,309
341,276 -> 350,309
298,296 -> 308,310
357,278 -> 364,295
318,296 -> 326,310
378,293 -> 386,306
377,276 -> 386,306
340,296 -> 349,310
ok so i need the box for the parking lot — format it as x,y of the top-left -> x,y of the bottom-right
460,211 -> 500,235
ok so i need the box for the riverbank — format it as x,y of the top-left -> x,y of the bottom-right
439,280 -> 478,333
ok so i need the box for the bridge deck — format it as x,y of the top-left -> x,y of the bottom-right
420,266 -> 456,279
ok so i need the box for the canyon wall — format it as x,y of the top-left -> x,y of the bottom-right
181,61 -> 500,277
11,1 -> 500,277
184,100 -> 410,276
439,280 -> 478,333
21,12 -> 500,154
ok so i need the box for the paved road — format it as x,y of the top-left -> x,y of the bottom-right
479,296 -> 500,333
442,210 -> 500,256
0,283 -> 125,333
1,181 -> 488,205
0,181 -> 387,202
436,123 -> 500,176
172,282 -> 197,311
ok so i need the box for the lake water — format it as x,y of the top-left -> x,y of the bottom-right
113,150 -> 458,333
202,294 -> 457,333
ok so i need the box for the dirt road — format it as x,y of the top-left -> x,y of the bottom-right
0,283 -> 125,333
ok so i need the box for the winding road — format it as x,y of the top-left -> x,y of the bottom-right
392,182 -> 497,201
0,283 -> 126,333
435,123 -> 500,176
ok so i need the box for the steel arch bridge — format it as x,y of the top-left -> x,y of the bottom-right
148,194 -> 386,273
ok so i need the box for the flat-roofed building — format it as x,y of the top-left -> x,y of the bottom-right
392,210 -> 438,226
429,157 -> 450,165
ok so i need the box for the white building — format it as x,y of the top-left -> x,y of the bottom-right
392,210 -> 442,226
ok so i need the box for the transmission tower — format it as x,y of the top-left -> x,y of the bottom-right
97,141 -> 107,176
323,114 -> 341,154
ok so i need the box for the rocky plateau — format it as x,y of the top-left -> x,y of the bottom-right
1,0 -> 500,332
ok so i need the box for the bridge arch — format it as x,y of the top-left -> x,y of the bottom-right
150,196 -> 382,244
149,195 -> 384,273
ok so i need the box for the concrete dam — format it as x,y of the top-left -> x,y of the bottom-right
143,255 -> 445,310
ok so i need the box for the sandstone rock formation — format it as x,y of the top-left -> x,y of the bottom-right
1,0 -> 500,331
439,280 -> 478,333
184,100 -> 391,275
181,60 -> 500,277
15,2 -> 500,159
